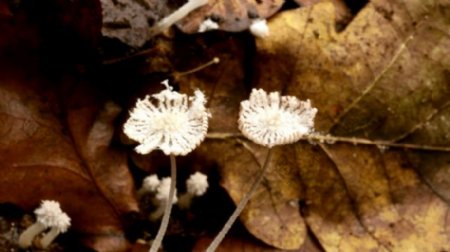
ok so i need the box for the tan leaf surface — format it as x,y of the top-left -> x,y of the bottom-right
193,232 -> 323,252
319,144 -> 449,251
194,140 -> 306,249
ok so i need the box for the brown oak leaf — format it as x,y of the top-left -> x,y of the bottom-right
0,69 -> 139,251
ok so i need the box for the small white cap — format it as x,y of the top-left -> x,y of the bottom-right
249,19 -> 270,38
239,88 -> 317,147
156,178 -> 178,204
123,80 -> 209,156
35,200 -> 71,232
198,18 -> 219,32
186,172 -> 208,196
53,212 -> 71,233
141,175 -> 161,193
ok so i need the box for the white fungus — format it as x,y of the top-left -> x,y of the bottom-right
156,177 -> 178,204
18,200 -> 71,249
249,19 -> 270,38
141,174 -> 161,193
123,80 -> 210,156
186,172 -> 208,196
239,88 -> 317,147
198,18 -> 219,32
150,177 -> 178,221
39,211 -> 70,248
178,172 -> 209,209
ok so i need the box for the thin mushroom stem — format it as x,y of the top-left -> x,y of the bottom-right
149,154 -> 177,252
177,192 -> 194,209
40,227 -> 60,248
18,222 -> 47,248
149,202 -> 166,221
206,148 -> 273,252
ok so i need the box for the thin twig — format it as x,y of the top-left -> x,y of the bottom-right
206,148 -> 273,252
102,47 -> 159,65
307,134 -> 450,152
149,154 -> 177,252
173,57 -> 220,78
205,132 -> 450,152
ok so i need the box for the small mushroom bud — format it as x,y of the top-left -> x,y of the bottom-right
39,211 -> 70,248
138,174 -> 161,198
249,19 -> 270,38
150,177 -> 178,221
198,18 -> 219,33
18,200 -> 71,249
178,172 -> 208,209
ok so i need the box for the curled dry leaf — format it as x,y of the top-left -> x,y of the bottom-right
176,0 -> 284,33
100,0 -> 285,47
0,70 -> 139,251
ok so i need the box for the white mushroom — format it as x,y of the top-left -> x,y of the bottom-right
249,19 -> 270,38
40,211 -> 70,248
198,18 -> 219,33
178,172 -> 208,209
149,177 -> 178,221
138,174 -> 161,198
18,200 -> 71,249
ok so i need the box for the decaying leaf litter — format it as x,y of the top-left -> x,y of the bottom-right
0,0 -> 449,251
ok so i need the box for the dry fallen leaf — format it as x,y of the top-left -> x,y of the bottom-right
0,68 -> 139,251
193,232 -> 323,252
195,140 -> 307,250
0,3 -> 140,250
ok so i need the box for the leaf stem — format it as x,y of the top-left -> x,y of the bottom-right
206,148 -> 273,252
149,154 -> 177,252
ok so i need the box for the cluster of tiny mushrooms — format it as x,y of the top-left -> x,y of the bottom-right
19,0 -> 318,251
122,79 -> 316,252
